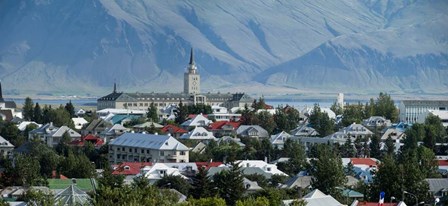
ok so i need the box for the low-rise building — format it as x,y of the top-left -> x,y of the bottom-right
399,100 -> 448,124
180,126 -> 216,140
236,125 -> 269,139
108,133 -> 189,164
0,135 -> 14,158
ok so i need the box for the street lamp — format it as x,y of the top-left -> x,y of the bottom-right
403,191 -> 419,206
390,196 -> 396,204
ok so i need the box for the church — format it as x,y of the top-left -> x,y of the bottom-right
97,48 -> 254,111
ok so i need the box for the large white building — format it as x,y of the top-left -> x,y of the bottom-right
97,48 -> 254,111
108,133 -> 189,164
399,100 -> 448,123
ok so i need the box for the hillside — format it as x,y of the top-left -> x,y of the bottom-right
0,0 -> 446,97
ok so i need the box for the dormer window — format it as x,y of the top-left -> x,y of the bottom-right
266,167 -> 271,172
124,166 -> 130,170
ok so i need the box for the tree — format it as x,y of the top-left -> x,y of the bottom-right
23,188 -> 55,206
213,162 -> 245,205
369,134 -> 381,159
417,146 -> 440,178
33,103 -> 43,123
374,92 -> 398,122
341,103 -> 365,127
369,154 -> 402,203
308,104 -> 334,137
23,97 -> 34,121
14,154 -> 42,186
257,111 -> 276,135
147,102 -> 159,122
277,139 -> 307,176
236,197 -> 269,206
310,144 -> 346,198
97,163 -> 124,189
155,174 -> 191,196
64,100 -> 75,118
190,166 -> 214,198
175,101 -> 189,124
180,197 -> 226,206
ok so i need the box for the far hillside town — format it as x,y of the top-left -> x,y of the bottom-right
0,49 -> 447,206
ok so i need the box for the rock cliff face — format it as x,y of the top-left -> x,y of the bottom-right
0,0 -> 446,96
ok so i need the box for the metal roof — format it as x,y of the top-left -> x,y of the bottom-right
109,133 -> 189,151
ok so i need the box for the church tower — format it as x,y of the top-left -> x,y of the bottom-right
184,48 -> 200,94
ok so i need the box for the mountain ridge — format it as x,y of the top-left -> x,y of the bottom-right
0,0 -> 446,96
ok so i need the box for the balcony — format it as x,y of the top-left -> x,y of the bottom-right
166,154 -> 178,159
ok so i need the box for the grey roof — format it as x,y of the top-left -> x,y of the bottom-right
133,122 -> 164,129
283,189 -> 343,206
0,135 -> 14,148
283,175 -> 312,189
426,178 -> 448,193
243,178 -> 263,191
236,125 -> 269,138
110,133 -> 189,151
290,125 -> 319,136
54,185 -> 92,206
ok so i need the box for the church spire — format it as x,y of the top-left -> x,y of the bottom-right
113,81 -> 117,93
189,47 -> 195,65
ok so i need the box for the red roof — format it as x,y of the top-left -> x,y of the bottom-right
112,162 -> 153,176
187,114 -> 209,119
195,162 -> 223,170
161,124 -> 188,134
357,202 -> 397,206
351,158 -> 378,167
209,121 -> 241,130
438,160 -> 448,166
69,135 -> 105,147
209,121 -> 228,130
51,170 -> 68,179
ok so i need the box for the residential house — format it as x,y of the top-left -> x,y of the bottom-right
208,160 -> 288,179
161,124 -> 188,138
362,116 -> 391,128
208,121 -> 240,137
282,189 -> 344,206
0,135 -> 14,158
342,158 -> 379,183
29,123 -> 81,147
181,114 -> 212,128
270,131 -> 292,149
236,125 -> 269,139
69,134 -> 105,148
139,163 -> 188,184
108,133 -> 189,164
293,136 -> 346,152
290,125 -> 319,137
82,119 -> 112,135
243,178 -> 264,194
340,123 -> 374,140
208,105 -> 241,122
180,126 -> 216,140
302,107 -> 336,119
112,162 -> 153,184
16,121 -> 41,132
133,122 -> 164,132
425,178 -> 448,200
216,136 -> 245,148
72,117 -> 89,130
191,142 -> 207,154
100,124 -> 129,142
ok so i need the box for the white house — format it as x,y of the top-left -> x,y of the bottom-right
362,116 -> 391,128
236,125 -> 269,139
28,123 -> 81,147
72,117 -> 88,130
139,163 -> 188,184
0,135 -> 14,158
180,127 -> 216,140
270,131 -> 292,149
290,125 -> 319,137
181,114 -> 212,128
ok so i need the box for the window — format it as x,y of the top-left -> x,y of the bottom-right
141,149 -> 144,153
180,151 -> 185,156
266,167 -> 271,172
147,150 -> 150,154
129,148 -> 132,152
160,151 -> 164,156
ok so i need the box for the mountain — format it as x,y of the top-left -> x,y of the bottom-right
0,0 -> 446,97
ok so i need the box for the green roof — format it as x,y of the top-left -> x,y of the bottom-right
342,189 -> 364,198
47,179 -> 96,191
